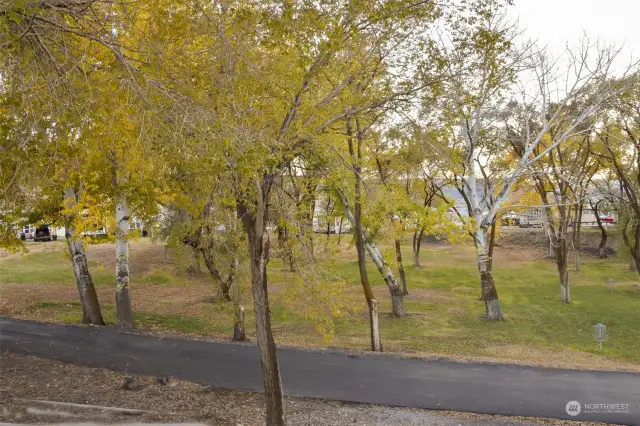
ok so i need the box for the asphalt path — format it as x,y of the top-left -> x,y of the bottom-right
1,317 -> 638,424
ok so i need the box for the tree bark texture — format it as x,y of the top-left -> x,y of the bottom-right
395,239 -> 408,295
276,224 -> 294,272
115,195 -> 135,328
362,239 -> 407,317
474,227 -> 503,320
632,222 -> 640,274
540,191 -> 572,303
621,218 -> 640,273
64,188 -> 104,326
554,238 -> 571,303
572,204 -> 583,272
200,247 -> 237,302
592,202 -> 608,258
370,299 -> 382,352
186,245 -> 201,274
237,177 -> 284,426
233,305 -> 246,341
352,192 -> 381,350
344,116 -> 406,318
338,191 -> 407,318
412,228 -> 424,267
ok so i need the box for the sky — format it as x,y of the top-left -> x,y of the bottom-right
510,0 -> 639,58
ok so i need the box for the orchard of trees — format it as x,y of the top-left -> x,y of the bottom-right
2,1 -> 640,424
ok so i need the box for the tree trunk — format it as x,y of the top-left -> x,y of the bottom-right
337,191 -> 407,318
355,230 -> 373,303
344,116 -> 406,318
548,239 -> 555,259
115,195 -> 135,328
201,247 -> 233,302
395,239 -> 408,295
277,225 -> 292,272
186,245 -> 201,274
593,203 -> 608,259
233,305 -> 246,341
572,204 -> 583,272
324,198 -> 332,251
369,299 -> 382,352
632,222 -> 640,274
337,216 -> 343,245
363,239 -> 407,317
474,227 -> 503,320
622,220 -> 640,274
237,178 -> 284,426
555,238 -> 570,303
325,221 -> 331,251
412,228 -> 424,267
352,149 -> 380,350
305,191 -> 316,257
64,188 -> 104,326
488,221 -> 496,269
246,234 -> 283,425
225,256 -> 239,300
344,117 -> 384,351
229,233 -> 245,342
356,229 -> 381,352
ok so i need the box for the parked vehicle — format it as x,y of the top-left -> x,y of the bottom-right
19,225 -> 35,240
500,213 -> 520,226
34,225 -> 57,242
519,214 -> 543,228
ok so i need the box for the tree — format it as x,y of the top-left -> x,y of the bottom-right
1,0 -> 171,326
512,130 -> 597,302
160,2 -> 445,421
430,8 -> 527,320
590,199 -> 612,259
1,79 -> 112,325
432,5 -> 626,316
337,116 -> 408,319
383,123 -> 456,272
0,91 -> 45,251
594,73 -> 640,270
506,43 -> 634,302
63,187 -> 106,325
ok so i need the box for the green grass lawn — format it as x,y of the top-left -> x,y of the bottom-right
0,250 -> 107,286
325,245 -> 640,365
1,238 -> 639,369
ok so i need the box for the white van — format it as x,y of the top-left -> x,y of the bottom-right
19,225 -> 36,240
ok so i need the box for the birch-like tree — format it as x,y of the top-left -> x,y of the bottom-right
507,45 -> 635,303
509,126 -> 599,303
434,6 -> 628,317
596,75 -> 640,270
1,0 -> 168,325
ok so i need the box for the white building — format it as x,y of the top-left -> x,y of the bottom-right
312,197 -> 351,234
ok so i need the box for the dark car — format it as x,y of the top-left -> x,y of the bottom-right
34,225 -> 58,242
